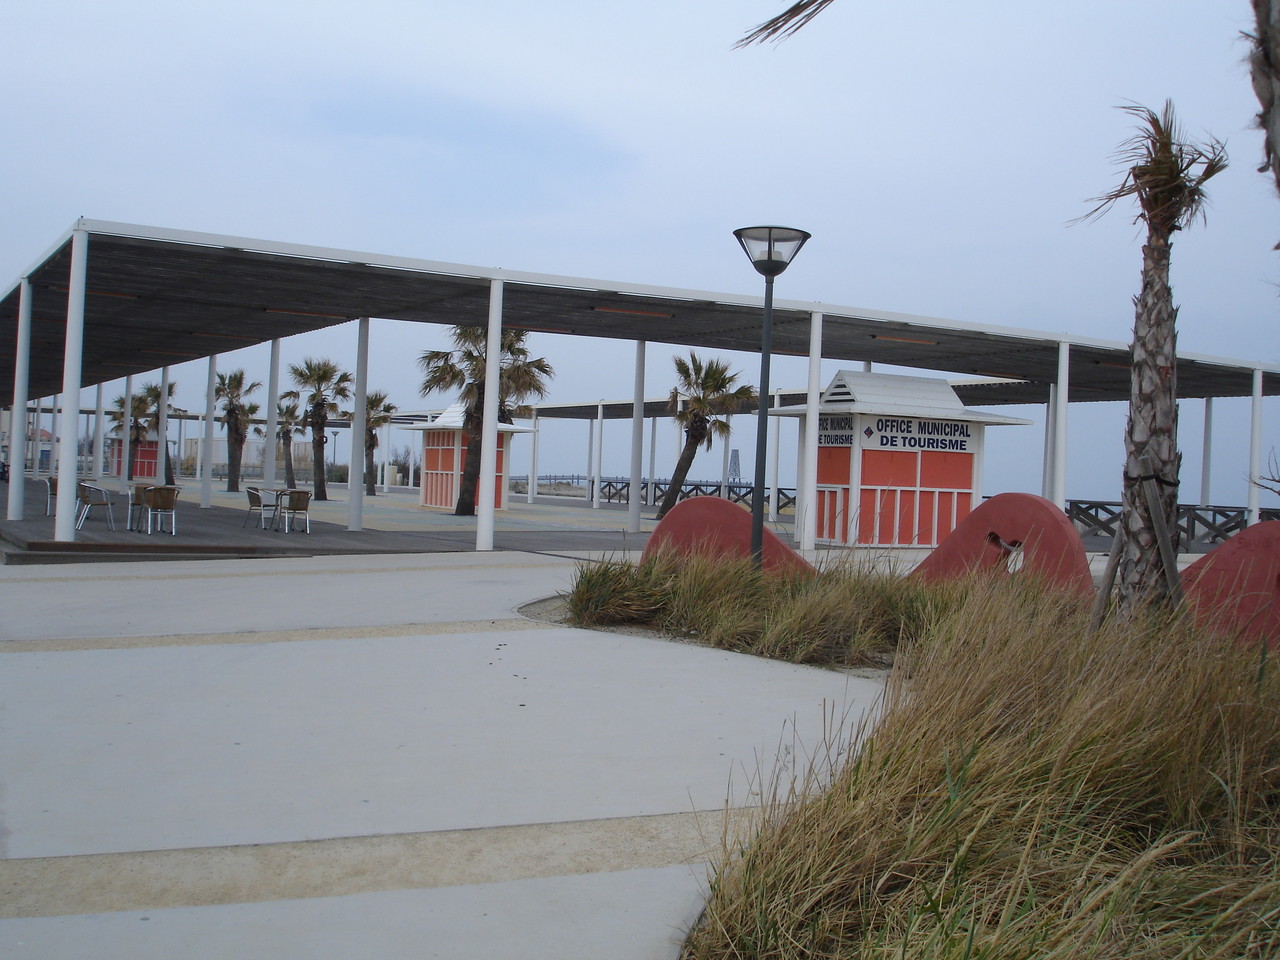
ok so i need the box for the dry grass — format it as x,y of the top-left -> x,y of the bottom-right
682,577 -> 1280,959
564,549 -> 959,666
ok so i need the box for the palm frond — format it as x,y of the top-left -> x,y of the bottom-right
736,0 -> 837,47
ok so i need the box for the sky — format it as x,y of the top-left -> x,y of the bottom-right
1,0 -> 1277,505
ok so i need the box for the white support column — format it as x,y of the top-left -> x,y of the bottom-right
348,318 -> 369,531
54,229 -> 89,541
628,341 -> 646,533
121,376 -> 133,492
592,401 -> 604,509
158,365 -> 171,483
201,356 -> 217,507
527,409 -> 539,504
1052,342 -> 1070,508
264,338 -> 281,487
1248,368 -> 1263,525
1041,384 -> 1057,500
50,396 -> 60,477
719,414 -> 731,498
585,419 -> 594,490
1200,397 -> 1213,507
475,279 -> 503,551
93,384 -> 105,480
7,278 -> 32,519
799,312 -> 822,551
768,389 -> 780,522
648,417 -> 657,505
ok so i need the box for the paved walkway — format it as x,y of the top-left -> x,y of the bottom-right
0,549 -> 883,959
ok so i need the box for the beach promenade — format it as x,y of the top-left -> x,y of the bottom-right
0,513 -> 883,958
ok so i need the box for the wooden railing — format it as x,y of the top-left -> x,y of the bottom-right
534,475 -> 796,510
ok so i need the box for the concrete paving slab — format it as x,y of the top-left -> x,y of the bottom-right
0,552 -> 581,642
2,864 -> 706,960
2,626 -> 873,858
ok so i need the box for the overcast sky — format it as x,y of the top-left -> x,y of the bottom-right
2,0 -> 1276,503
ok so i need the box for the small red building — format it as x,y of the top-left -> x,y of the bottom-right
405,403 -> 531,511
779,371 -> 1029,547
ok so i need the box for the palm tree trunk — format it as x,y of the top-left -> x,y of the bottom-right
365,444 -> 377,496
281,432 -> 297,488
312,426 -> 328,501
1116,237 -> 1181,608
1252,0 -> 1280,198
227,435 -> 243,493
455,430 -> 482,516
657,434 -> 703,520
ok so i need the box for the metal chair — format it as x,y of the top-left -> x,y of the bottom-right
44,476 -> 57,516
144,485 -> 180,535
75,482 -> 116,530
280,489 -> 311,533
244,487 -> 278,529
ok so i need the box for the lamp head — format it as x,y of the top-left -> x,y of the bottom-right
733,225 -> 810,278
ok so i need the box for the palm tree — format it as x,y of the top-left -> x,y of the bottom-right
214,369 -> 263,494
108,391 -> 150,480
418,327 -> 553,516
656,352 -> 757,520
359,390 -> 398,496
1251,2 -> 1280,202
274,400 -> 306,489
1085,102 -> 1226,609
285,358 -> 352,501
140,381 -> 181,484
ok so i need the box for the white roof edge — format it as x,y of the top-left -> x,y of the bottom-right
770,403 -> 1032,426
4,219 -> 1276,376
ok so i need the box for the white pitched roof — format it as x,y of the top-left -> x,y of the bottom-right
774,370 -> 1031,426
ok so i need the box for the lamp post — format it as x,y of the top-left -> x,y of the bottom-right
733,225 -> 810,564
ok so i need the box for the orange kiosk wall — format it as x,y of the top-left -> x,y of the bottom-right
792,371 -> 1029,548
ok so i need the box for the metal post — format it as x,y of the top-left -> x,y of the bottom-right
93,383 -> 105,480
720,415 -> 731,498
1248,368 -> 1263,525
264,338 -> 280,487
800,312 -> 823,551
1041,384 -> 1057,500
476,278 -> 503,551
648,417 -> 658,505
7,278 -> 31,520
527,408 -> 538,504
750,275 -> 775,563
592,401 -> 604,509
348,317 -> 369,531
1199,396 -> 1213,507
628,341 -> 645,532
768,389 -> 780,522
201,356 -> 216,507
1052,342 -> 1070,508
120,375 -> 134,489
54,229 -> 89,541
159,365 -> 171,483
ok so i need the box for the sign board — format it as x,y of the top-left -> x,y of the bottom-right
858,416 -> 973,452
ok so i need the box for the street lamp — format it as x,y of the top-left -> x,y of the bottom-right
733,225 -> 810,564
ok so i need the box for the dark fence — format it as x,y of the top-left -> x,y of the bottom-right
534,475 -> 797,511
1065,499 -> 1280,545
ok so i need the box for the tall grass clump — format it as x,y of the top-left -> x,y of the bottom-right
683,578 -> 1280,959
563,549 -> 959,665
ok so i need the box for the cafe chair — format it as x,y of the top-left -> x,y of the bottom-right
244,487 -> 278,529
280,489 -> 311,533
75,482 -> 116,531
45,476 -> 57,515
145,485 -> 180,535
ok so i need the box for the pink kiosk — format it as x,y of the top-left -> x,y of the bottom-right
403,402 -> 531,511
777,371 -> 1029,547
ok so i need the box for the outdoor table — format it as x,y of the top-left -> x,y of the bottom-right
258,487 -> 292,530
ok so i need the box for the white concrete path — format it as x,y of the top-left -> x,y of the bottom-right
0,551 -> 883,959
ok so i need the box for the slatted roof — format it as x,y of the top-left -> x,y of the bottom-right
3,219 -> 1277,410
